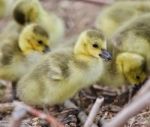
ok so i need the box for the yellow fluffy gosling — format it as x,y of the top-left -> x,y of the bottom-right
0,23 -> 50,81
99,52 -> 147,87
96,1 -> 150,37
17,29 -> 112,106
13,0 -> 65,47
98,14 -> 150,87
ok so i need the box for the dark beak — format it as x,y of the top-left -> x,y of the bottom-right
99,49 -> 112,61
43,45 -> 50,53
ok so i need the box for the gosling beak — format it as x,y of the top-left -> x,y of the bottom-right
43,45 -> 50,53
99,49 -> 112,61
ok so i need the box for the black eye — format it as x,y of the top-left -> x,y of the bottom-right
136,76 -> 140,80
92,44 -> 99,48
38,40 -> 43,45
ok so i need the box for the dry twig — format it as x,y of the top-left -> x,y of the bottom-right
9,105 -> 27,127
7,101 -> 64,127
103,80 -> 150,127
13,101 -> 64,127
84,98 -> 104,127
134,79 -> 150,99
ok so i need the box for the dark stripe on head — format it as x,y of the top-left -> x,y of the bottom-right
33,25 -> 49,38
86,29 -> 105,40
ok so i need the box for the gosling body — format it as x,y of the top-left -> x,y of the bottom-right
17,49 -> 104,105
13,0 -> 65,47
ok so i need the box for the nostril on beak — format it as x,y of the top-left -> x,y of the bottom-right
99,49 -> 112,61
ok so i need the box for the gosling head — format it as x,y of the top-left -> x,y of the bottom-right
116,52 -> 147,85
74,29 -> 112,61
13,0 -> 40,25
19,24 -> 50,55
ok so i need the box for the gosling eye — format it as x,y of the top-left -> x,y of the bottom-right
92,43 -> 99,48
136,75 -> 140,80
37,40 -> 43,45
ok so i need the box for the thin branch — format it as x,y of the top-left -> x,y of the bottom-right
0,101 -> 64,127
68,0 -> 113,6
134,79 -> 150,99
103,90 -> 150,127
9,105 -> 27,127
13,101 -> 64,127
84,98 -> 104,127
